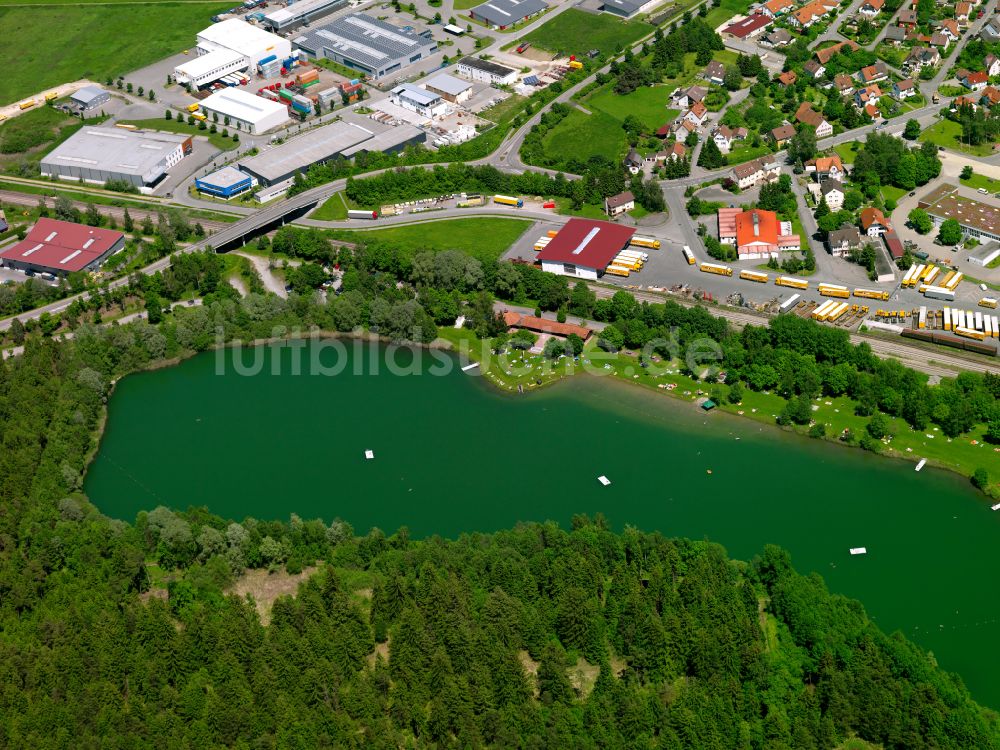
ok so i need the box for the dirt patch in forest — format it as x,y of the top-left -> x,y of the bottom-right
367,639 -> 390,668
569,657 -> 601,699
227,566 -> 319,625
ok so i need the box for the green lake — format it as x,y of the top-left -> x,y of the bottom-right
85,340 -> 1000,708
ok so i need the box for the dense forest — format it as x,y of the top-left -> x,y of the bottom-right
1,239 -> 999,746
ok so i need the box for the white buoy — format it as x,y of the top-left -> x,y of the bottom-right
365,450 -> 374,460
849,547 -> 867,556
597,475 -> 611,486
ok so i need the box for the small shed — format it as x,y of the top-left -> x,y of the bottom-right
701,399 -> 717,411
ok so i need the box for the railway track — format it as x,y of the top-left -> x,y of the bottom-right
589,283 -> 996,379
0,190 -> 232,233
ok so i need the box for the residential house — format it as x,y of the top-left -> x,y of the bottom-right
605,191 -> 635,216
981,85 -> 1000,106
806,155 -> 846,180
905,46 -> 940,71
855,83 -> 883,109
703,60 -> 726,85
712,125 -> 747,154
892,78 -> 916,99
860,206 -> 890,236
803,60 -> 826,78
761,27 -> 792,47
778,71 -> 797,86
624,148 -> 643,174
731,156 -> 780,189
859,0 -> 884,18
834,73 -> 855,95
667,141 -> 687,160
827,224 -> 862,256
897,8 -> 917,28
717,207 -> 800,259
769,123 -> 796,146
982,18 -> 1000,43
791,0 -> 837,28
939,19 -> 960,40
682,101 -> 709,127
986,54 -> 1000,77
956,2 -> 971,22
928,32 -> 951,50
820,178 -> 845,210
863,101 -> 880,119
953,94 -> 979,111
859,62 -> 889,84
961,70 -> 989,91
795,102 -> 834,137
884,25 -> 906,45
672,118 -> 697,138
673,85 -> 707,108
816,40 -> 859,65
762,0 -> 794,16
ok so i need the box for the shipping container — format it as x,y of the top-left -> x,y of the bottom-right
975,311 -> 984,331
828,302 -> 850,322
944,271 -> 964,290
739,270 -> 769,283
954,326 -> 986,341
811,301 -> 837,321
922,285 -> 956,301
347,210 -> 379,220
604,266 -> 629,277
700,262 -> 733,276
818,284 -> 850,298
923,266 -> 940,285
993,315 -> 1000,337
775,276 -> 808,289
779,293 -> 801,312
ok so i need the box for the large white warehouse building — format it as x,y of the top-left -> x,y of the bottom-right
199,88 -> 291,134
176,19 -> 291,87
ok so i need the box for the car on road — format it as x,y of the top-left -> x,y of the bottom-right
909,192 -> 915,196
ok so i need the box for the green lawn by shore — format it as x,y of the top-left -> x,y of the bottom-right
440,323 -> 997,489
326,217 -> 534,263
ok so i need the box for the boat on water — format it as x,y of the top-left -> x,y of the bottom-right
461,362 -> 479,372
849,547 -> 867,556
992,503 -> 1000,512
365,449 -> 374,460
915,459 -> 927,472
597,475 -> 611,486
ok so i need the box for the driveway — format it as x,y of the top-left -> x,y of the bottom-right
233,251 -> 288,298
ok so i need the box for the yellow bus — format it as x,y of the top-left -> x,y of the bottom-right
682,245 -> 695,265
187,103 -> 201,113
739,270 -> 769,283
700,262 -> 733,276
923,266 -> 940,285
612,258 -> 642,271
604,266 -> 630,277
775,276 -> 808,290
44,92 -> 58,102
943,271 -> 963,290
18,100 -> 36,110
854,288 -> 889,301
192,112 -> 207,121
979,297 -> 998,309
630,236 -> 661,250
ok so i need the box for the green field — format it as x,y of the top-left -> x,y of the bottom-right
0,106 -> 88,161
920,119 -> 997,157
540,108 -> 622,164
517,9 -> 647,56
587,85 -> 678,131
312,192 -> 350,220
833,141 -> 860,165
880,184 -> 906,204
121,118 -> 236,151
327,217 -> 534,263
0,3 -> 231,105
727,142 -> 772,165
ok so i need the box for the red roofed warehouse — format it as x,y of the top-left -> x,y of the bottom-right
0,218 -> 125,276
717,208 -> 800,259
722,14 -> 772,39
536,218 -> 636,279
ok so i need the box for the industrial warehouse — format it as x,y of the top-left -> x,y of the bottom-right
262,0 -> 348,31
237,116 -> 424,186
195,165 -> 255,199
918,184 -> 1000,243
293,14 -> 438,79
456,56 -> 518,86
41,128 -> 191,189
175,19 -> 292,87
0,219 -> 124,276
198,88 -> 291,134
536,218 -> 637,280
468,0 -> 548,29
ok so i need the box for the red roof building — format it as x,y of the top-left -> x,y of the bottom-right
502,311 -> 593,340
0,218 -> 125,276
536,218 -> 636,279
718,208 -> 800,259
722,14 -> 772,39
